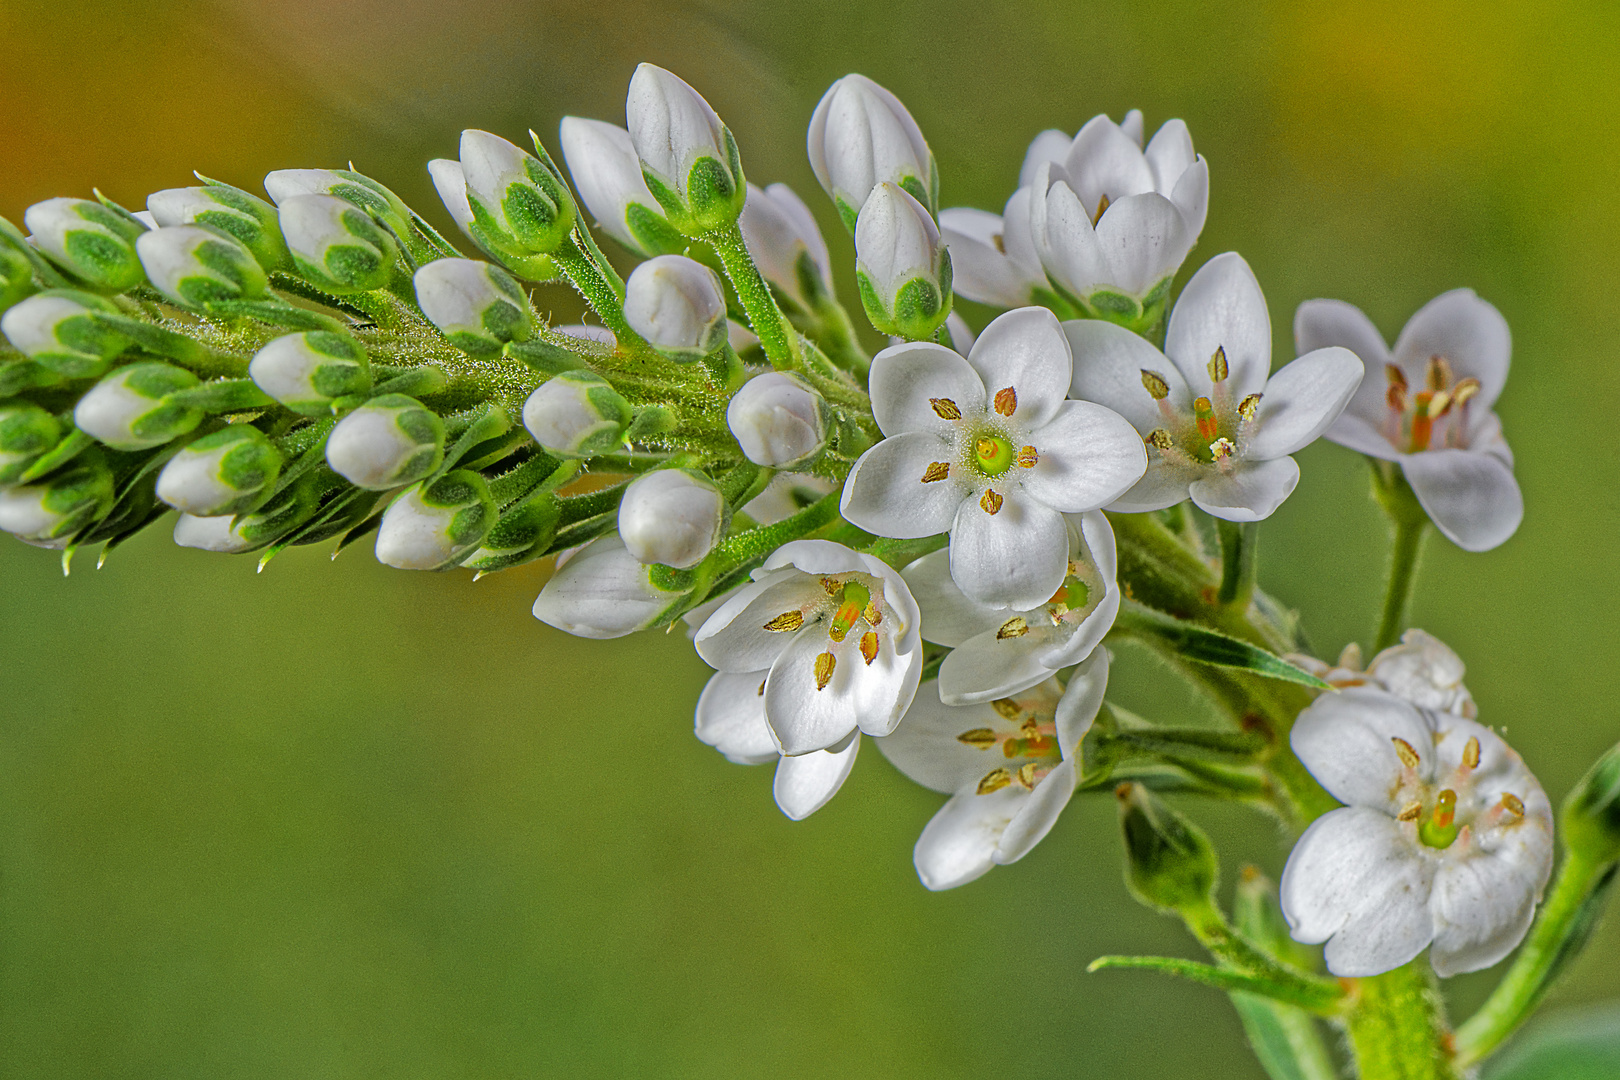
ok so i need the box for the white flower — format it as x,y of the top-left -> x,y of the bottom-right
625,64 -> 742,232
695,669 -> 861,820
939,192 -> 1046,309
1281,687 -> 1553,977
155,427 -> 280,517
521,370 -> 631,458
807,74 -> 935,228
854,181 -> 951,340
617,468 -> 726,569
903,510 -> 1117,704
1067,252 -> 1364,521
738,182 -> 834,311
726,371 -> 828,468
249,331 -> 370,415
374,471 -> 494,570
841,306 -> 1146,610
877,650 -> 1108,890
1296,290 -> 1520,552
694,539 -> 923,755
622,254 -> 727,357
558,117 -> 672,256
533,533 -> 689,638
1288,630 -> 1476,719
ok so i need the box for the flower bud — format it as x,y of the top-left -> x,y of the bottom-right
248,331 -> 372,415
135,225 -> 267,307
532,533 -> 690,638
155,426 -> 282,516
374,469 -> 496,569
146,184 -> 289,271
0,238 -> 36,314
0,289 -> 129,378
854,182 -> 952,340
172,511 -> 255,553
558,117 -> 683,256
23,197 -> 148,291
739,182 -> 834,312
521,370 -> 632,458
73,362 -> 202,451
726,371 -> 828,467
458,129 -> 577,258
263,167 -> 414,237
459,490 -> 561,573
325,394 -> 445,490
1117,782 -> 1218,914
0,454 -> 114,541
277,193 -> 397,294
622,255 -> 727,359
807,74 -> 936,230
0,402 -> 63,486
617,468 -> 726,569
412,258 -> 533,358
625,64 -> 745,235
427,159 -> 477,241
1563,741 -> 1620,866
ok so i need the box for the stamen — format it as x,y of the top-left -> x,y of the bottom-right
1419,788 -> 1461,849
1016,762 -> 1039,789
1392,736 -> 1421,769
1208,345 -> 1229,383
996,616 -> 1029,640
929,397 -> 962,420
980,489 -> 1003,515
757,679 -> 767,695
990,232 -> 1005,255
977,768 -> 1013,795
1462,736 -> 1481,770
957,727 -> 997,749
827,581 -> 870,642
814,650 -> 836,691
863,600 -> 882,625
1426,355 -> 1453,392
763,611 -> 804,632
819,577 -> 840,596
1194,396 -> 1218,440
1209,437 -> 1236,461
1145,429 -> 1174,451
1093,193 -> 1111,224
1238,393 -> 1262,421
1015,445 -> 1039,468
921,461 -> 950,483
1410,392 -> 1434,451
859,630 -> 879,665
1387,382 -> 1407,413
1397,801 -> 1422,822
990,698 -> 1022,720
1141,370 -> 1171,400
1451,377 -> 1481,406
1428,389 -> 1453,418
1386,363 -> 1408,390
1500,792 -> 1525,818
994,387 -> 1018,416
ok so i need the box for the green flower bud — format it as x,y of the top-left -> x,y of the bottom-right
248,331 -> 371,416
135,225 -> 267,308
73,362 -> 202,451
1117,782 -> 1218,914
854,182 -> 952,340
0,238 -> 36,314
412,258 -> 533,359
520,370 -> 631,458
0,452 -> 114,542
0,402 -> 64,486
1563,741 -> 1620,866
626,64 -> 747,235
375,469 -> 496,569
264,168 -> 415,243
156,426 -> 283,516
325,394 -> 444,490
0,289 -> 130,378
147,184 -> 289,272
23,197 -> 148,292
458,130 -> 578,258
277,194 -> 397,294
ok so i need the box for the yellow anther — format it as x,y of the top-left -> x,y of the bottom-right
814,650 -> 836,691
1392,737 -> 1421,769
863,600 -> 882,625
1208,345 -> 1229,383
1452,377 -> 1481,406
820,576 -> 840,596
1501,792 -> 1525,818
763,611 -> 804,632
1016,762 -> 1039,789
921,461 -> 950,483
980,488 -> 1003,515
1238,393 -> 1262,421
990,698 -> 1022,720
1427,389 -> 1453,418
929,397 -> 962,420
994,386 -> 1018,416
1463,736 -> 1481,770
977,768 -> 1013,795
1140,369 -> 1171,400
1194,396 -> 1218,440
859,630 -> 879,665
1145,429 -> 1174,451
1210,437 -> 1236,461
1093,193 -> 1111,224
1021,718 -> 1041,736
756,678 -> 766,695
1397,801 -> 1423,822
1426,355 -> 1453,392
1015,445 -> 1039,468
1387,382 -> 1407,413
996,616 -> 1029,640
1386,363 -> 1408,390
990,232 -> 1006,254
957,727 -> 997,749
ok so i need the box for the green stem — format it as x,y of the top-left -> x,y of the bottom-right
705,221 -> 798,369
1452,852 -> 1617,1069
551,236 -> 650,353
1217,519 -> 1259,609
1372,461 -> 1429,652
1343,961 -> 1457,1080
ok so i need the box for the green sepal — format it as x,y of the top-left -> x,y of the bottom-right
165,378 -> 275,414
505,336 -> 589,374
367,366 -> 447,400
87,313 -> 247,378
0,215 -> 71,288
433,404 -> 511,480
16,428 -> 95,485
623,202 -> 690,257
203,297 -> 349,334
1117,781 -> 1219,914
0,359 -> 65,397
1086,956 -> 1345,1016
1111,600 -> 1332,689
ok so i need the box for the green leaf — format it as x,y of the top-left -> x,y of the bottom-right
1087,955 -> 1344,1016
1482,1004 -> 1620,1080
1112,601 -> 1331,689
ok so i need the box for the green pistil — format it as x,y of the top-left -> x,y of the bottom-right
1418,789 -> 1459,849
974,433 -> 1014,476
1054,575 -> 1090,610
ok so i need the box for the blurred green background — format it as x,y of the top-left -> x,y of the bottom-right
3,0 -> 1618,1076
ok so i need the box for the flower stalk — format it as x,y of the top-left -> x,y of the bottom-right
1372,460 -> 1430,652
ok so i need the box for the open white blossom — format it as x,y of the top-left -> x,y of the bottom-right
903,511 -> 1117,704
1296,290 -> 1520,552
1280,686 -> 1553,978
694,540 -> 922,756
1067,252 -> 1364,521
877,651 -> 1108,890
1288,629 -> 1476,719
842,306 -> 1145,610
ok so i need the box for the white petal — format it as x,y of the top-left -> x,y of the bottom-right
1091,192 -> 1191,298
949,486 -> 1069,610
964,307 -> 1072,430
1280,807 -> 1437,978
1168,157 -> 1208,239
940,208 -> 1030,308
1119,110 -> 1144,147
1054,649 -> 1109,758
694,570 -> 824,672
997,760 -> 1078,864
900,548 -> 1002,646
763,626 -> 862,754
937,628 -> 1060,705
1325,412 -> 1403,461
1022,400 -> 1148,512
1064,319 -> 1192,430
1392,289 -> 1511,410
1165,252 -> 1271,399
913,787 -> 1028,890
1428,840 -> 1543,977
999,187 -> 1044,283
774,736 -> 859,820
868,340 -> 987,436
1019,129 -> 1072,189
1188,457 -> 1300,522
1078,507 -> 1118,582
531,535 -> 675,639
1294,298 -> 1392,428
695,669 -> 780,763
877,682 -> 1006,793
1037,585 -> 1119,678
841,431 -> 965,539
763,537 -> 876,576
1243,347 -> 1364,460
1290,686 -> 1436,810
1107,464 -> 1194,514
1030,175 -> 1107,298
1143,119 -> 1195,193
1063,115 -> 1155,212
1401,449 -> 1522,553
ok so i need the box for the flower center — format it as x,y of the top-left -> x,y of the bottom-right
974,433 -> 1015,475
1418,788 -> 1460,849
955,693 -> 1063,794
1139,346 -> 1261,470
1383,356 -> 1479,453
1389,733 -> 1529,850
763,573 -> 890,692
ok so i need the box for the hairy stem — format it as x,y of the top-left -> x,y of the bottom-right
1343,961 -> 1457,1080
1372,461 -> 1429,652
1217,519 -> 1259,608
551,234 -> 650,353
705,221 -> 798,369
